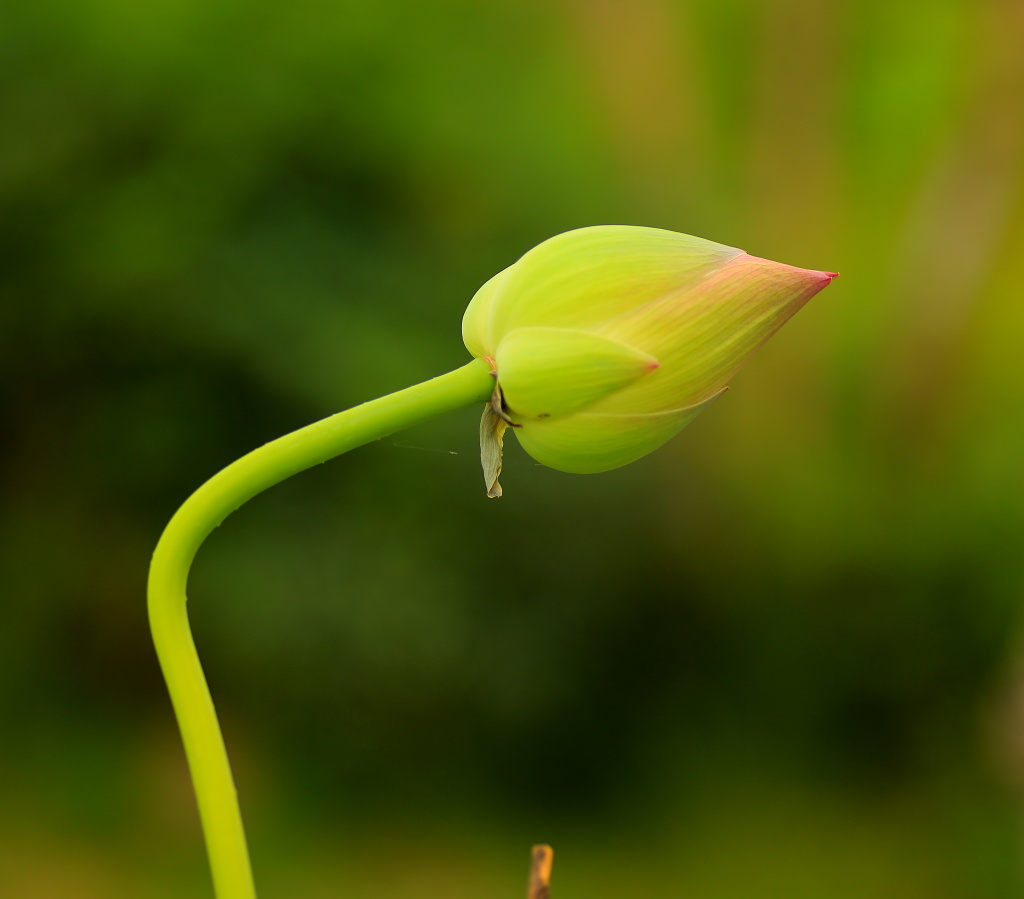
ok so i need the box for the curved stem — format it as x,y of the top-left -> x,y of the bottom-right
147,359 -> 495,899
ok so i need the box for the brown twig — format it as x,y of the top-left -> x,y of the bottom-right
527,844 -> 553,899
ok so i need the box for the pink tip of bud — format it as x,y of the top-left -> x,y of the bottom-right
647,360 -> 661,371
807,269 -> 838,288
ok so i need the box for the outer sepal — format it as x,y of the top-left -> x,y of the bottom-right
495,327 -> 659,421
515,388 -> 728,474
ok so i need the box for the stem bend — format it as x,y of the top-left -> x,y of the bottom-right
147,359 -> 494,899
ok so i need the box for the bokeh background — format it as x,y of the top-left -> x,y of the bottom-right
3,0 -> 1024,896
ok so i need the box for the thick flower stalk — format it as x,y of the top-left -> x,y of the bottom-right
148,224 -> 834,899
464,225 -> 836,494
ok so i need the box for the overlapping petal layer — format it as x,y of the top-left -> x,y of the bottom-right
591,254 -> 835,415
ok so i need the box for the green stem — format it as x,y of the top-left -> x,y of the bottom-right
147,359 -> 495,899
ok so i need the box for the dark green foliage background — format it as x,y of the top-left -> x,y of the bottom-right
3,0 -> 1024,895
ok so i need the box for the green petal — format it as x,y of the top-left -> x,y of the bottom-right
481,226 -> 743,350
514,388 -> 727,474
496,327 -> 659,421
462,265 -> 513,359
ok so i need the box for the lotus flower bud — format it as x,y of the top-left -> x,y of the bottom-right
463,225 -> 836,496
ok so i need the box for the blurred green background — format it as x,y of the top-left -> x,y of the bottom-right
3,0 -> 1024,895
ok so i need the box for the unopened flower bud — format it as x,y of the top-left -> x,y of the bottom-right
464,225 -> 836,495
